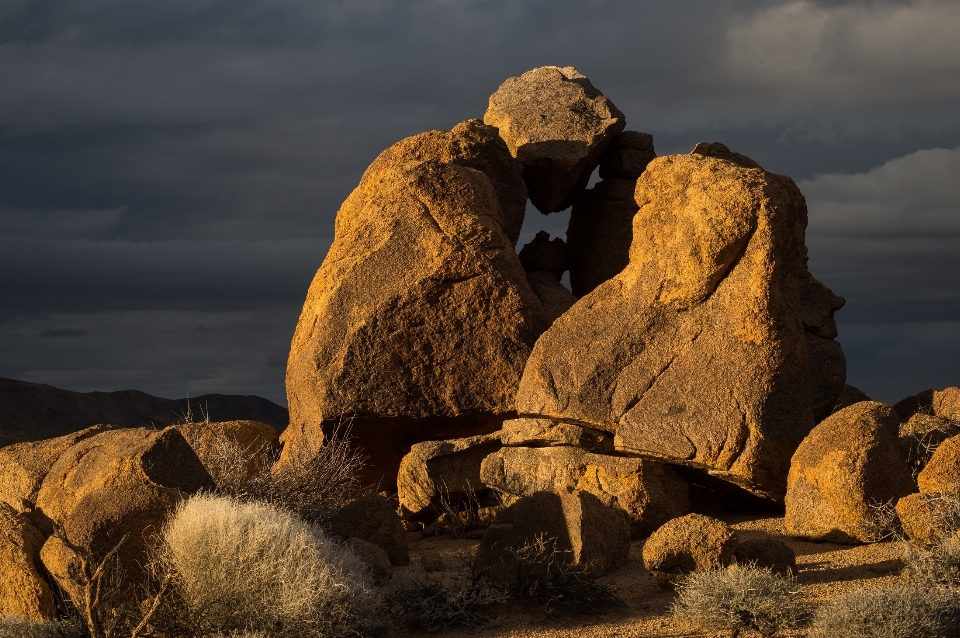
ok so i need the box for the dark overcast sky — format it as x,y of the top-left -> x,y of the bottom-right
2,0 -> 959,407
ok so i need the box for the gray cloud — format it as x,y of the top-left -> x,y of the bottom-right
1,0 -> 959,405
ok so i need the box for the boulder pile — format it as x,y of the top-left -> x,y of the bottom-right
8,66 -> 959,619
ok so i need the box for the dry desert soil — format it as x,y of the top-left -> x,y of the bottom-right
397,512 -> 904,638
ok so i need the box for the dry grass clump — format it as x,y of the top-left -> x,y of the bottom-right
671,564 -> 804,638
808,585 -> 958,638
0,617 -> 86,638
155,494 -> 381,638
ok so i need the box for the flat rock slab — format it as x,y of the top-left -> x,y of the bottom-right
480,446 -> 689,537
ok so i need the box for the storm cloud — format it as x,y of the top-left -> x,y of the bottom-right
1,0 -> 959,405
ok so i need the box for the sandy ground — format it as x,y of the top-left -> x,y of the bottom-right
393,513 -> 907,637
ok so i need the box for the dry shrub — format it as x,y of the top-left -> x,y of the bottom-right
809,585 -> 958,638
903,538 -> 960,589
386,574 -> 506,632
671,564 -> 804,637
156,494 -> 381,638
240,424 -> 367,528
0,617 -> 86,638
499,534 -> 623,618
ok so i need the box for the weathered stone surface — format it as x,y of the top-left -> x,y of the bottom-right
732,537 -> 797,575
35,427 -> 213,531
480,446 -> 688,537
518,231 -> 568,280
500,417 -> 614,452
833,385 -> 872,414
485,66 -> 625,214
895,492 -> 960,547
641,513 -> 737,588
42,484 -> 180,607
598,131 -> 656,180
328,493 -> 409,566
524,272 -> 577,324
799,276 -> 847,422
893,387 -> 960,421
900,414 -> 960,476
283,124 -> 551,490
474,489 -> 630,581
785,402 -> 914,543
397,432 -> 502,521
566,178 -> 638,297
347,537 -> 393,583
918,434 -> 960,494
0,424 -> 115,518
518,149 -> 846,500
176,420 -> 280,485
0,502 -> 56,620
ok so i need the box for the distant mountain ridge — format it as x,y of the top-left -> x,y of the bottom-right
0,377 -> 288,447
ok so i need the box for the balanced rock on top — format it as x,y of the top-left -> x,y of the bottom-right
516,145 -> 846,500
283,120 -> 552,490
485,66 -> 625,214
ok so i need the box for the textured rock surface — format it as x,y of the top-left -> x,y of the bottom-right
641,514 -> 737,588
480,446 -> 689,537
0,424 -> 115,517
900,414 -> 960,476
474,489 -> 630,580
518,149 -> 845,500
896,492 -> 956,547
832,385 -> 872,414
893,387 -> 960,421
347,537 -> 393,584
733,537 -> 797,575
397,432 -> 502,521
175,420 -> 280,485
0,502 -> 56,620
598,131 -> 656,180
524,272 -> 577,324
42,484 -> 180,607
518,231 -> 568,280
283,121 -> 551,490
785,402 -> 914,543
35,427 -> 213,530
918,434 -> 960,493
566,178 -> 638,297
485,66 -> 625,213
500,417 -> 614,452
328,493 -> 409,566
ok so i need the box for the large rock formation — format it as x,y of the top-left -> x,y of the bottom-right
917,433 -> 960,494
516,146 -> 845,500
0,424 -> 115,520
480,446 -> 689,537
175,419 -> 280,486
485,66 -> 625,213
35,427 -> 213,530
784,402 -> 914,543
283,120 -> 552,490
0,503 -> 56,620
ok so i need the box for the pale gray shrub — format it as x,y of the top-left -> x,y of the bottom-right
0,617 -> 86,638
671,564 -> 804,637
809,585 -> 958,638
157,494 -> 381,638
